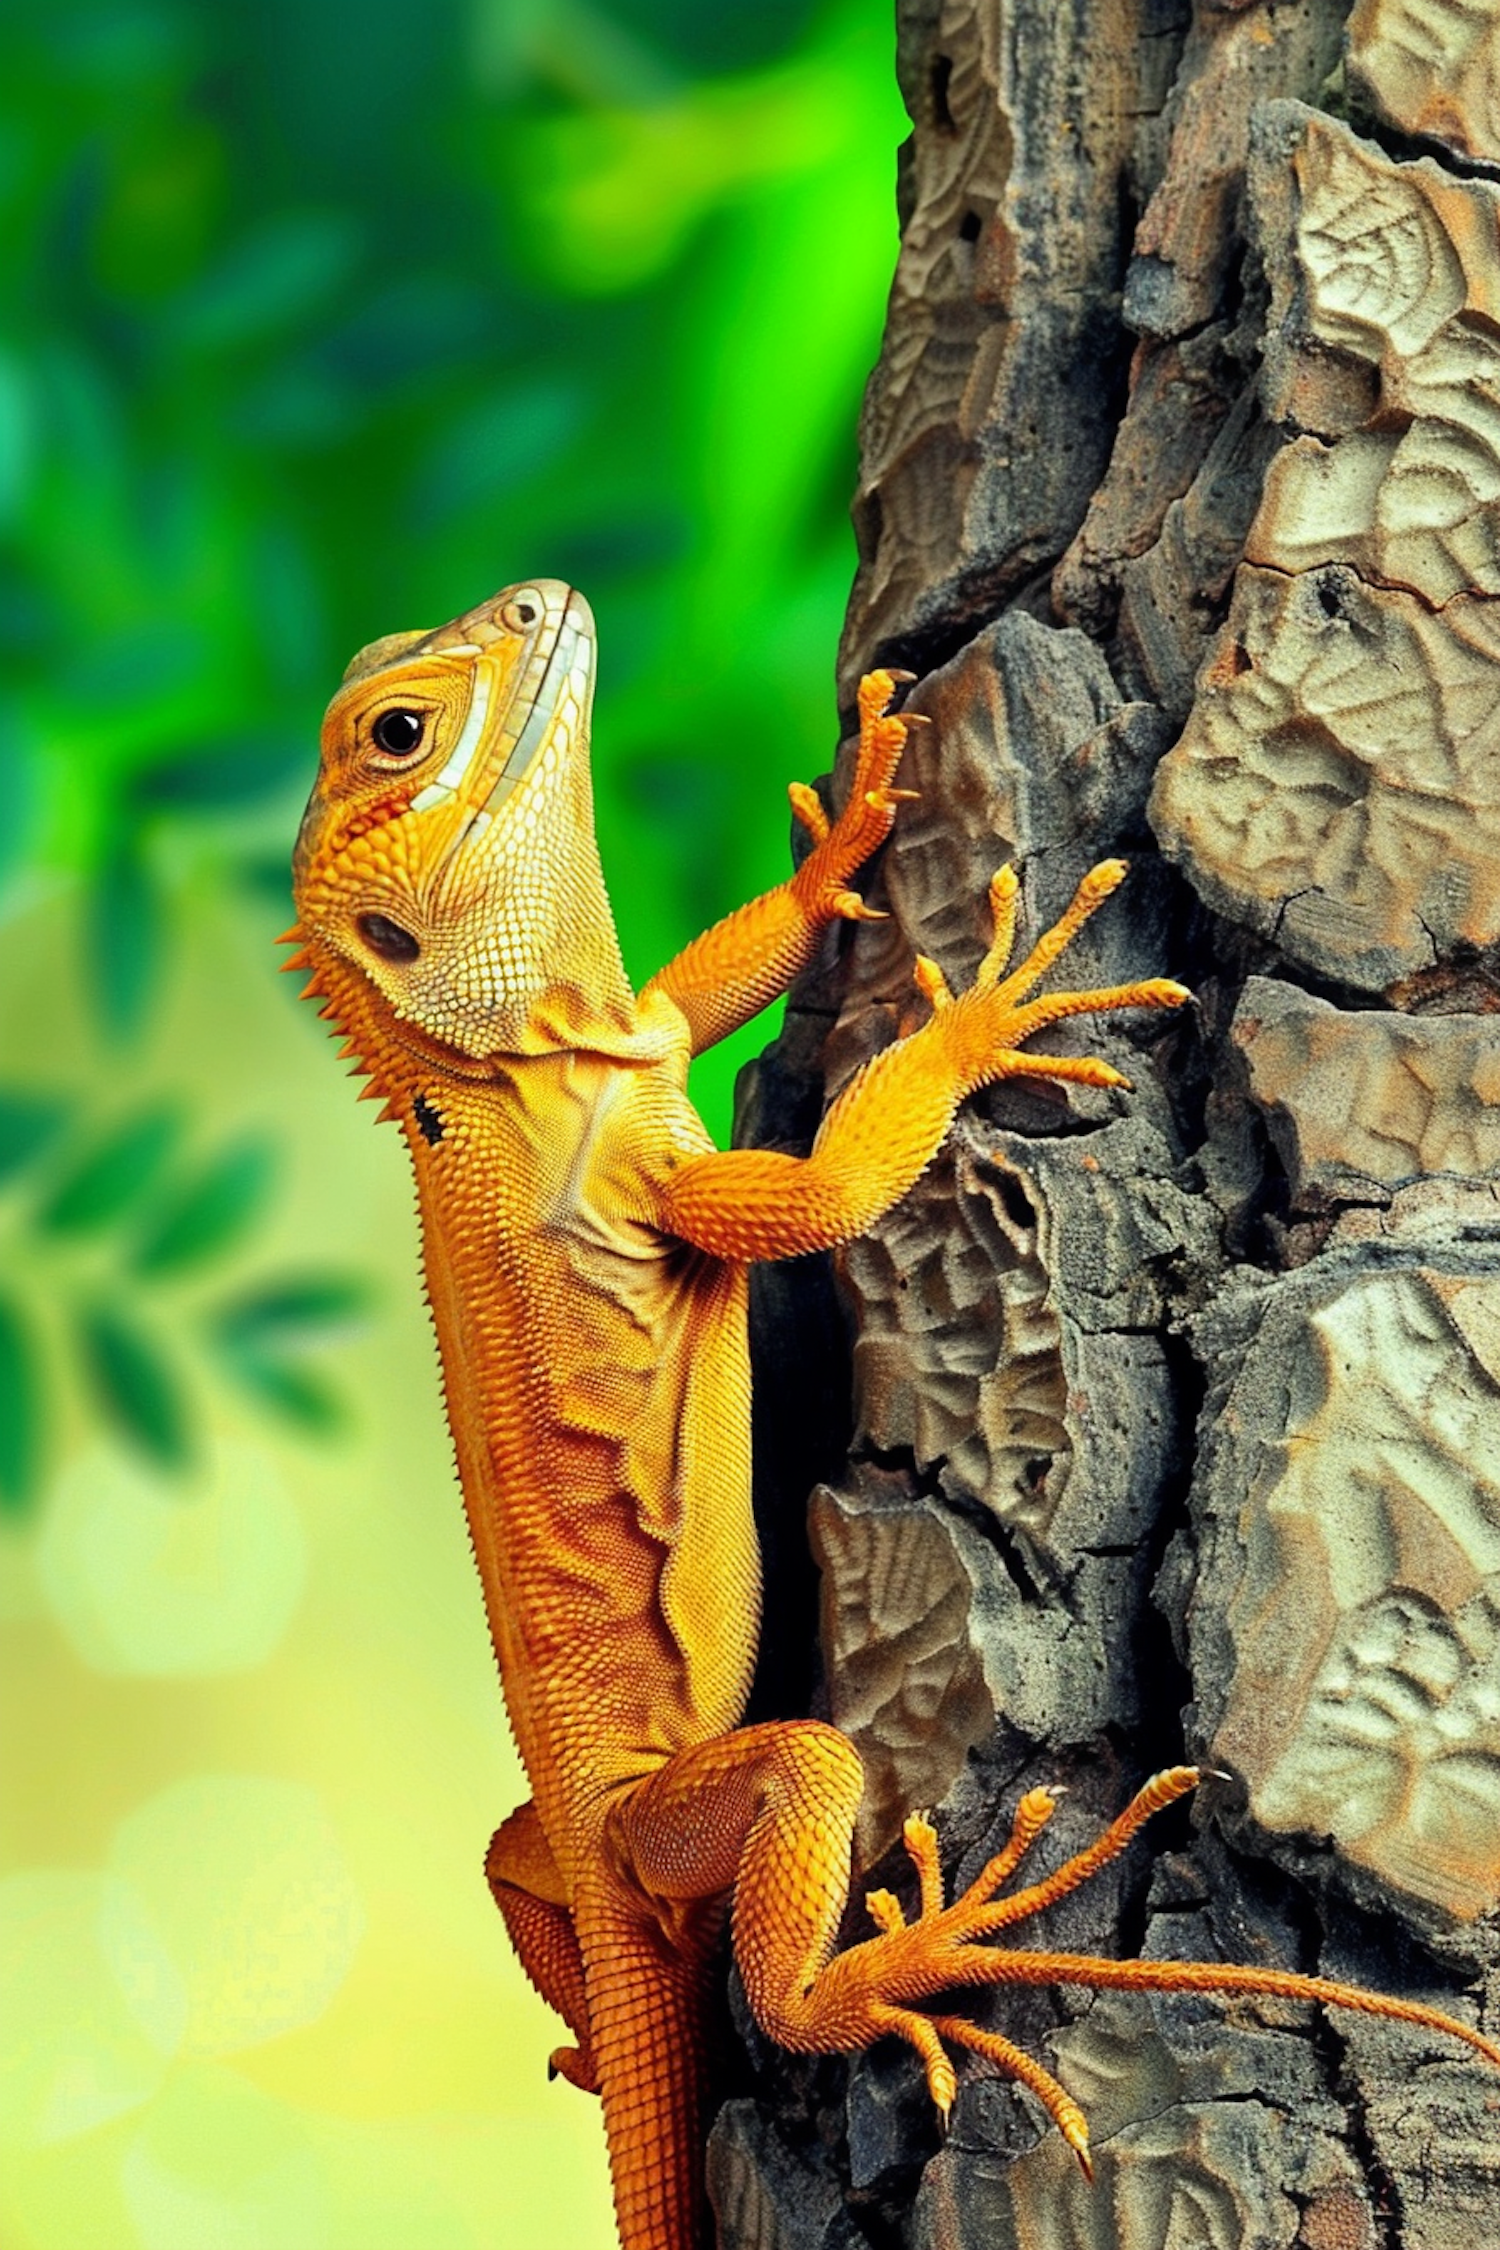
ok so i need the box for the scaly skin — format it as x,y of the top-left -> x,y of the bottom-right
292,578 -> 1500,2249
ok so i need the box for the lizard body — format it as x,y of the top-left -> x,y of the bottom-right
292,578 -> 1500,2250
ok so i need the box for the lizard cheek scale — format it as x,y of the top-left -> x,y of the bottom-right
290,581 -> 1500,2250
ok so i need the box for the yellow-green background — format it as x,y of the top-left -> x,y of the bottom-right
0,4 -> 901,2242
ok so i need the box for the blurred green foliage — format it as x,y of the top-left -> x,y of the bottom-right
0,1079 -> 371,1510
3,0 -> 900,1031
2,12 -> 901,2234
0,0 -> 902,1506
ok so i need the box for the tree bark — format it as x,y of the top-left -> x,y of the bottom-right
714,3 -> 1500,2245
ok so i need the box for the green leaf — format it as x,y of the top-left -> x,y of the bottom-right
0,1291 -> 43,1512
221,1353 -> 344,1436
238,854 -> 297,907
0,347 -> 36,532
135,736 -> 308,809
214,1274 -> 371,1344
207,1270 -> 371,1440
131,1137 -> 275,1278
414,382 -> 584,525
88,844 -> 162,1043
39,1104 -> 182,1237
0,702 -> 34,891
76,1302 -> 191,1471
170,213 -> 360,353
0,1091 -> 73,1185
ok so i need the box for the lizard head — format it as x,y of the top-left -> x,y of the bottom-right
292,577 -> 631,1066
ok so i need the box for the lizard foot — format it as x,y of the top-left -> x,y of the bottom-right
853,1769 -> 1197,2166
918,859 -> 1191,1094
790,669 -> 921,924
838,1766 -> 1500,2176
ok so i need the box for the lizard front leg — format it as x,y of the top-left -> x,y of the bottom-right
658,858 -> 1188,1259
643,669 -> 919,1053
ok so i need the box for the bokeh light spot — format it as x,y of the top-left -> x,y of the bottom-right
106,1776 -> 365,2058
39,1439 -> 306,1677
122,2066 -> 330,2250
0,1871 -> 172,2148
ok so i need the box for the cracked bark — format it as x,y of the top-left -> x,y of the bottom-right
717,2 -> 1500,2245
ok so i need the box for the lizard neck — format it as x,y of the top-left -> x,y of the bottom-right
295,802 -> 645,1090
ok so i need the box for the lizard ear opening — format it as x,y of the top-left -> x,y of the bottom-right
357,912 -> 421,963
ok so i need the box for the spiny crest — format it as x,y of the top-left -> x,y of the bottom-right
279,918 -> 402,1124
276,923 -> 318,989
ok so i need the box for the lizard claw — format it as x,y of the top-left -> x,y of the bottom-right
913,955 -> 953,1010
547,2043 -> 601,2096
865,1887 -> 906,1935
946,861 -> 1191,1098
788,780 -> 831,844
789,667 -> 923,928
830,889 -> 887,923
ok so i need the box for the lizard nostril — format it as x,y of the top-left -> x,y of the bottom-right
357,911 -> 421,963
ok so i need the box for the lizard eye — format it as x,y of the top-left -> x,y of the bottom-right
371,708 -> 426,757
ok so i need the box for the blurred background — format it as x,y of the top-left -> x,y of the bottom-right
0,2 -> 902,2242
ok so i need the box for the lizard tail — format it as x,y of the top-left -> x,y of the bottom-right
582,1911 -> 718,2250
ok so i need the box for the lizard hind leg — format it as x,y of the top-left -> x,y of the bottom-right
485,1804 -> 599,2095
846,1768 -> 1500,2174
742,1763 -> 1500,2180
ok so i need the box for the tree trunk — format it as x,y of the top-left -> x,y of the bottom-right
713,3 -> 1500,2245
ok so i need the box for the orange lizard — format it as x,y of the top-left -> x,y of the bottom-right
290,577 -> 1500,2249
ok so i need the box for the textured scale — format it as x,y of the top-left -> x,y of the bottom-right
293,579 -> 1500,2250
